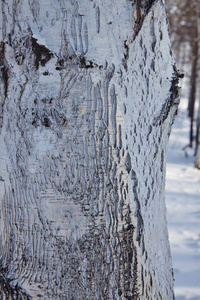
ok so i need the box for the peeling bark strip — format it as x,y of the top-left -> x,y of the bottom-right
0,0 -> 177,299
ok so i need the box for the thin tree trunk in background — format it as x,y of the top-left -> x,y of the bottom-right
195,95 -> 200,168
166,0 -> 200,155
0,0 -> 179,299
195,2 -> 200,168
188,32 -> 198,147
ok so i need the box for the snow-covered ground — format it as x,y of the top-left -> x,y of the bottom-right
166,94 -> 200,300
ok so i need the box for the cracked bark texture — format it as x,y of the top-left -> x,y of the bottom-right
0,0 -> 178,299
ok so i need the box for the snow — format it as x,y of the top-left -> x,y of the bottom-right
166,87 -> 200,300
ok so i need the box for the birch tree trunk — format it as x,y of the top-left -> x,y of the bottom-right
0,0 -> 179,299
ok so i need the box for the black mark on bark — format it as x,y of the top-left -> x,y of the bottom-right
122,40 -> 129,71
125,152 -> 132,174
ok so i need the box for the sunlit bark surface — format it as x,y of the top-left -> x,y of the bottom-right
0,0 -> 178,299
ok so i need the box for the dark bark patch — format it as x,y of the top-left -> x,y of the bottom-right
0,269 -> 31,300
56,58 -> 65,70
144,0 -> 157,14
125,152 -> 132,174
43,71 -> 50,76
160,149 -> 164,173
150,274 -> 153,287
0,42 -> 8,101
42,117 -> 52,128
151,59 -> 155,72
79,56 -> 102,69
122,40 -> 129,71
129,0 -> 158,41
0,42 -> 8,128
153,65 -> 182,126
121,224 -> 140,299
96,6 -> 100,33
31,37 -> 53,69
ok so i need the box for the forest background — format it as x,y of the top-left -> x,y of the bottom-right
166,1 -> 200,299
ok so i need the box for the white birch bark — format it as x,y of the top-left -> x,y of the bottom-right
0,0 -> 179,299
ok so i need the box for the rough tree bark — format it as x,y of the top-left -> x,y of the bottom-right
0,0 -> 179,299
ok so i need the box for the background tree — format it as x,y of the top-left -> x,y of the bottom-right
167,0 -> 200,168
195,3 -> 200,168
0,0 -> 179,299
